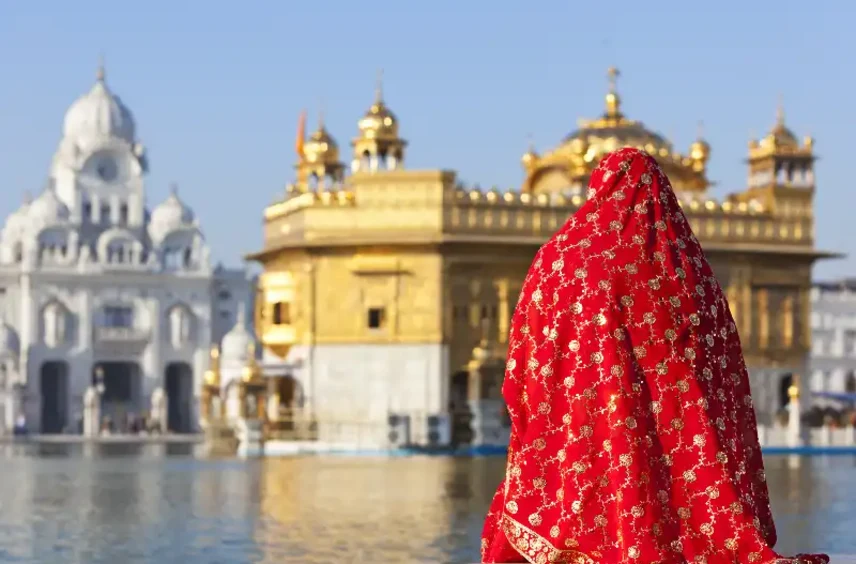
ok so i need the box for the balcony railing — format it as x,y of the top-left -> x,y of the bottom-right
93,326 -> 150,344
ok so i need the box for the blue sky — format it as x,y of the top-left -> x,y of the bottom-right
0,1 -> 853,278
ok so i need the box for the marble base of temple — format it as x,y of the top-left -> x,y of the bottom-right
467,399 -> 510,447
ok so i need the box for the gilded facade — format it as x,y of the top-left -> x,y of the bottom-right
248,69 -> 835,444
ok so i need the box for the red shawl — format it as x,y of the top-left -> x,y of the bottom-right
481,148 -> 827,564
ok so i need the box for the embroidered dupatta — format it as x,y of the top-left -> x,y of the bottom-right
480,148 -> 828,564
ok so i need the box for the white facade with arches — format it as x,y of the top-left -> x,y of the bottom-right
808,280 -> 856,404
0,66 -> 253,434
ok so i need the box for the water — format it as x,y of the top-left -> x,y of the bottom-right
0,444 -> 851,563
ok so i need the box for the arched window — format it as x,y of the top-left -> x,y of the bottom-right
272,302 -> 291,325
168,306 -> 194,349
42,301 -> 70,348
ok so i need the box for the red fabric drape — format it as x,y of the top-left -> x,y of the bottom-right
481,148 -> 827,564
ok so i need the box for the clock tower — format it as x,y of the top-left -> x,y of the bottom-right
50,62 -> 148,228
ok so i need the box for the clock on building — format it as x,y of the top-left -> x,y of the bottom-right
96,156 -> 118,182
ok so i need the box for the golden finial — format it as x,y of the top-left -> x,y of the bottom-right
96,54 -> 106,82
607,66 -> 620,93
696,120 -> 704,139
375,68 -> 384,104
605,66 -> 622,117
775,94 -> 785,127
521,134 -> 538,168
210,345 -> 219,360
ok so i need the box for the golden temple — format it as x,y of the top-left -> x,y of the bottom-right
246,68 -> 836,433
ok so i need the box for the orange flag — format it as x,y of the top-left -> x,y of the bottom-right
295,109 -> 306,159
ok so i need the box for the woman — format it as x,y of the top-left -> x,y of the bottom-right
481,148 -> 827,564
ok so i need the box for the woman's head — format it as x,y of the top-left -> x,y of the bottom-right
480,148 -> 829,564
557,147 -> 693,256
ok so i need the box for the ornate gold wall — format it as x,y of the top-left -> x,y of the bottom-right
248,69 -> 836,389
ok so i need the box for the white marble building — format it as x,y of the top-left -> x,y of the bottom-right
0,65 -> 253,434
808,280 -> 856,404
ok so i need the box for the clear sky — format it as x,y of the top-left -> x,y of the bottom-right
0,1 -> 853,279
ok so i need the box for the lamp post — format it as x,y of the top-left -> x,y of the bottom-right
93,366 -> 106,421
93,366 -> 105,396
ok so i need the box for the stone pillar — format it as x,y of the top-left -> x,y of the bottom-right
83,386 -> 100,438
151,387 -> 168,434
786,378 -> 804,447
199,386 -> 212,430
224,383 -> 242,423
267,378 -> 280,423
6,383 -> 25,432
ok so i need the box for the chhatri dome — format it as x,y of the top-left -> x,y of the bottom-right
750,100 -> 809,156
62,61 -> 136,148
351,70 -> 408,172
522,67 -> 711,195
220,302 -> 254,368
302,115 -> 341,166
356,71 -> 401,141
148,184 -> 196,244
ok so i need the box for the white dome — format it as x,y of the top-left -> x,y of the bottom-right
148,185 -> 195,244
1,196 -> 32,242
220,304 -> 253,367
28,186 -> 70,228
62,66 -> 135,146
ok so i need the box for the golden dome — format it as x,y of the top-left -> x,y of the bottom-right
690,123 -> 711,164
522,68 -> 710,195
302,121 -> 340,164
557,68 -> 674,163
562,119 -> 673,161
356,70 -> 399,141
759,102 -> 798,150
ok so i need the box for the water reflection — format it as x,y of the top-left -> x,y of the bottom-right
0,446 -> 849,563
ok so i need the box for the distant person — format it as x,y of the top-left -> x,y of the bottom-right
480,148 -> 828,563
13,414 -> 27,437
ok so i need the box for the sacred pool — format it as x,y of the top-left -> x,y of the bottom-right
0,445 -> 851,563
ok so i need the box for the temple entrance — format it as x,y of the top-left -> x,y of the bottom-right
779,373 -> 794,411
95,362 -> 142,431
846,371 -> 856,393
165,362 -> 193,433
40,361 -> 69,434
450,370 -> 473,446
276,375 -> 298,408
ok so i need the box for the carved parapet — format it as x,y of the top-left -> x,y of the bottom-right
254,171 -> 817,253
446,187 -> 814,249
264,190 -> 355,222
